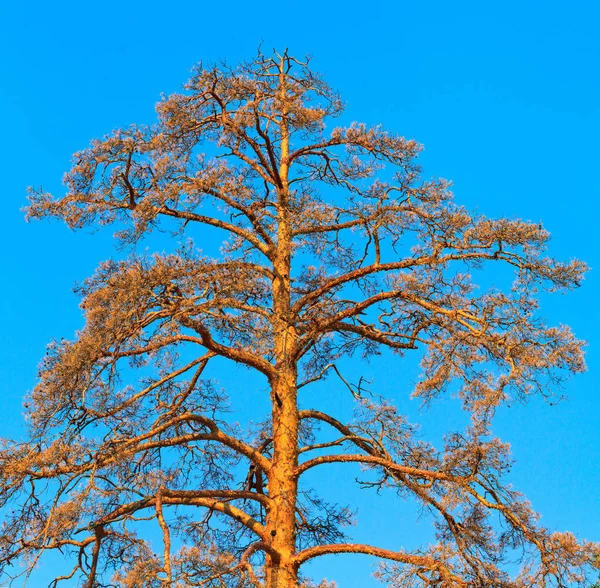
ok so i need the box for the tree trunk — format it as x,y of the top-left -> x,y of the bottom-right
265,61 -> 299,587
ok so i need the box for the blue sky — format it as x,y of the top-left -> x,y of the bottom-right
0,1 -> 598,585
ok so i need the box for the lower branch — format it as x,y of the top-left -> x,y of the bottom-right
97,490 -> 268,540
292,543 -> 465,585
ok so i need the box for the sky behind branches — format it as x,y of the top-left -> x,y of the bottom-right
0,1 -> 598,585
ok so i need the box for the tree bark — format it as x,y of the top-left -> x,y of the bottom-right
265,65 -> 300,585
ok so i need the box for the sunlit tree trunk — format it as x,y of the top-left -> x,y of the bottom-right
265,64 -> 300,586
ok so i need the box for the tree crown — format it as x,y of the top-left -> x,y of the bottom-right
1,50 -> 597,587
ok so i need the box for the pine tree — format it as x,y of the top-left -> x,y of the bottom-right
1,50 -> 598,587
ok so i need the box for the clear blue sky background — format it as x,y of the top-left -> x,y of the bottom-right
0,1 -> 598,586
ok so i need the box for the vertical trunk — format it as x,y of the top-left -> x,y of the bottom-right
264,55 -> 300,588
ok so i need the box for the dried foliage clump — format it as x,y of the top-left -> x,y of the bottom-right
1,50 -> 598,587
